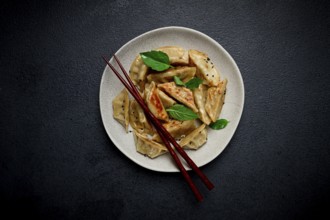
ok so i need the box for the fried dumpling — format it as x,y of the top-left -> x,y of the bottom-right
179,124 -> 207,150
129,100 -> 154,135
189,49 -> 220,86
147,66 -> 196,84
157,82 -> 198,112
112,89 -> 129,132
152,119 -> 196,142
193,84 -> 212,125
158,90 -> 176,108
129,55 -> 148,91
133,131 -> 168,158
205,79 -> 227,122
145,82 -> 169,121
156,46 -> 189,65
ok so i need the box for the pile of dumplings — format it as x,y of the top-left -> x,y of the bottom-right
112,46 -> 227,159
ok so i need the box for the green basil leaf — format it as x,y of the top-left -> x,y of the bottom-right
184,77 -> 203,89
174,76 -> 185,86
140,51 -> 171,71
209,119 -> 229,130
166,104 -> 199,121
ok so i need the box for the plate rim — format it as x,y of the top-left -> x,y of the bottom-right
99,26 -> 245,172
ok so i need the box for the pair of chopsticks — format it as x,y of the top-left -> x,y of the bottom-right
102,55 -> 214,202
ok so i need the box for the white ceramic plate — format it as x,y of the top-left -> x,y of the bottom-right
100,26 -> 244,172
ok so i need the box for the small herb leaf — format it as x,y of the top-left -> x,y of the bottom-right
166,104 -> 199,121
173,76 -> 203,90
174,76 -> 185,86
209,119 -> 229,130
185,77 -> 203,89
140,51 -> 171,71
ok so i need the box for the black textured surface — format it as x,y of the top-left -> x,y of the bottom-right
1,0 -> 330,219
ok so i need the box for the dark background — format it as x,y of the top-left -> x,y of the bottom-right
1,0 -> 330,219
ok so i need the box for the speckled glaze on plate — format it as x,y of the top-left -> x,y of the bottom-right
100,26 -> 244,172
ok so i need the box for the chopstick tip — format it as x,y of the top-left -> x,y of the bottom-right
101,56 -> 108,62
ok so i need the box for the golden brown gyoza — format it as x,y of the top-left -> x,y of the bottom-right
205,79 -> 227,122
152,119 -> 196,143
112,46 -> 229,159
179,124 -> 207,150
112,89 -> 129,132
189,49 -> 220,86
129,100 -> 154,135
147,66 -> 196,84
157,82 -> 199,112
129,55 -> 148,91
145,82 -> 169,121
156,46 -> 189,65
133,131 -> 168,158
193,84 -> 212,125
158,90 -> 176,108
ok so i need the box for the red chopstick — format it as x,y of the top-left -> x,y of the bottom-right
103,55 -> 214,201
